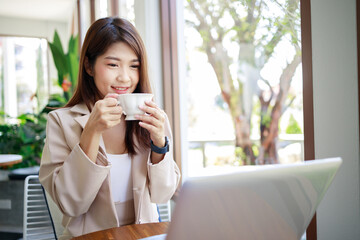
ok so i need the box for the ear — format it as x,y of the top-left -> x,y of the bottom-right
84,57 -> 93,76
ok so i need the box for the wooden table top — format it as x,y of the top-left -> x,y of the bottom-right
0,154 -> 22,167
72,222 -> 169,240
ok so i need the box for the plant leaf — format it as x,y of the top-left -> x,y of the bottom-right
53,30 -> 65,56
48,42 -> 68,76
67,51 -> 78,91
68,34 -> 79,56
67,34 -> 79,93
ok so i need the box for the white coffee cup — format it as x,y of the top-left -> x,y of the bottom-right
117,93 -> 154,121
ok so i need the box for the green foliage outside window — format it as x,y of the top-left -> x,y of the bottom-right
286,114 -> 302,134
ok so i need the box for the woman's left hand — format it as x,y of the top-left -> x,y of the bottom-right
135,100 -> 166,148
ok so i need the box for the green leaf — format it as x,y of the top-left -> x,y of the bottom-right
0,112 -> 46,170
67,34 -> 79,94
57,72 -> 63,87
19,124 -> 36,144
53,30 -> 65,56
68,34 -> 79,56
48,42 -> 68,76
67,51 -> 79,91
48,31 -> 79,103
286,114 -> 302,134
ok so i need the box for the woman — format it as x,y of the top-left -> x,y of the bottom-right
39,17 -> 181,239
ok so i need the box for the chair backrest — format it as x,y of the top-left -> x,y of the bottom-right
43,187 -> 64,237
157,201 -> 171,222
23,175 -> 56,240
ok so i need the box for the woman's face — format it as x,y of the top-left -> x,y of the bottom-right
88,41 -> 140,97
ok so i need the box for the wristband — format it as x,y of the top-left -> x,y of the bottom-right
151,136 -> 169,154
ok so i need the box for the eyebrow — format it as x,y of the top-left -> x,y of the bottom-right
104,56 -> 139,63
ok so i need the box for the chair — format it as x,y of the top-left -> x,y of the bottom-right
157,201 -> 171,222
42,187 -> 64,238
23,175 -> 55,239
24,175 -> 169,239
23,175 -> 63,240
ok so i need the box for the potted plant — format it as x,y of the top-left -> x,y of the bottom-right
0,31 -> 79,171
0,112 -> 47,170
48,30 -> 79,101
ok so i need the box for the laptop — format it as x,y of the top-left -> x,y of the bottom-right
142,157 -> 342,240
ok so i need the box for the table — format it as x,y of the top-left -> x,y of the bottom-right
73,222 -> 169,240
0,154 -> 22,167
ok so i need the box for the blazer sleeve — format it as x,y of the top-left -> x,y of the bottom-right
147,115 -> 181,203
39,111 -> 111,217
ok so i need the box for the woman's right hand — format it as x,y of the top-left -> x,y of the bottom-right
86,93 -> 123,133
79,93 -> 122,162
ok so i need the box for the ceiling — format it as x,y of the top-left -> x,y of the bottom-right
0,0 -> 76,22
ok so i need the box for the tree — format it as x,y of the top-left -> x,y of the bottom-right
186,0 -> 301,165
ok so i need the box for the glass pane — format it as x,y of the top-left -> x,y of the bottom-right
0,36 -> 49,118
97,0 -> 134,22
119,0 -> 135,23
183,0 -> 303,177
98,0 -> 109,18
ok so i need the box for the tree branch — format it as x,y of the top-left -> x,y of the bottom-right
282,95 -> 296,114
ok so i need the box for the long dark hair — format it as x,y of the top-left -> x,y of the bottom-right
66,17 -> 151,155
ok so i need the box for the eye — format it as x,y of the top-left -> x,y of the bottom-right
108,63 -> 118,67
131,65 -> 140,69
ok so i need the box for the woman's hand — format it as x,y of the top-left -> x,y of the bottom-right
80,93 -> 122,162
87,93 -> 123,133
135,100 -> 167,155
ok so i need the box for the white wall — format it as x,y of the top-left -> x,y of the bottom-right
0,16 -> 68,41
311,0 -> 360,239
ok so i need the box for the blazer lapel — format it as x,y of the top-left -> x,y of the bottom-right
71,103 -> 106,151
74,114 -> 89,129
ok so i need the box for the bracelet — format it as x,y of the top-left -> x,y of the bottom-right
151,136 -> 169,154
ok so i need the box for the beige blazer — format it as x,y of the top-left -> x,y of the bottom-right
39,103 -> 181,239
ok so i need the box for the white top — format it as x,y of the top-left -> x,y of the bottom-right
107,153 -> 133,203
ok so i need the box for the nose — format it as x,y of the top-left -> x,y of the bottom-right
117,67 -> 131,83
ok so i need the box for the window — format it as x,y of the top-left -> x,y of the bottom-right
0,36 -> 49,119
182,0 -> 303,177
96,0 -> 135,22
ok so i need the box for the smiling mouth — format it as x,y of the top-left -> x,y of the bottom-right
113,87 -> 128,91
112,86 -> 130,94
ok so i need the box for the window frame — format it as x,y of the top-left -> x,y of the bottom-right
300,0 -> 316,239
160,0 -> 182,175
160,0 -> 316,238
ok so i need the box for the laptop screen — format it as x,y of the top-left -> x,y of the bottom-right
166,158 -> 342,240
